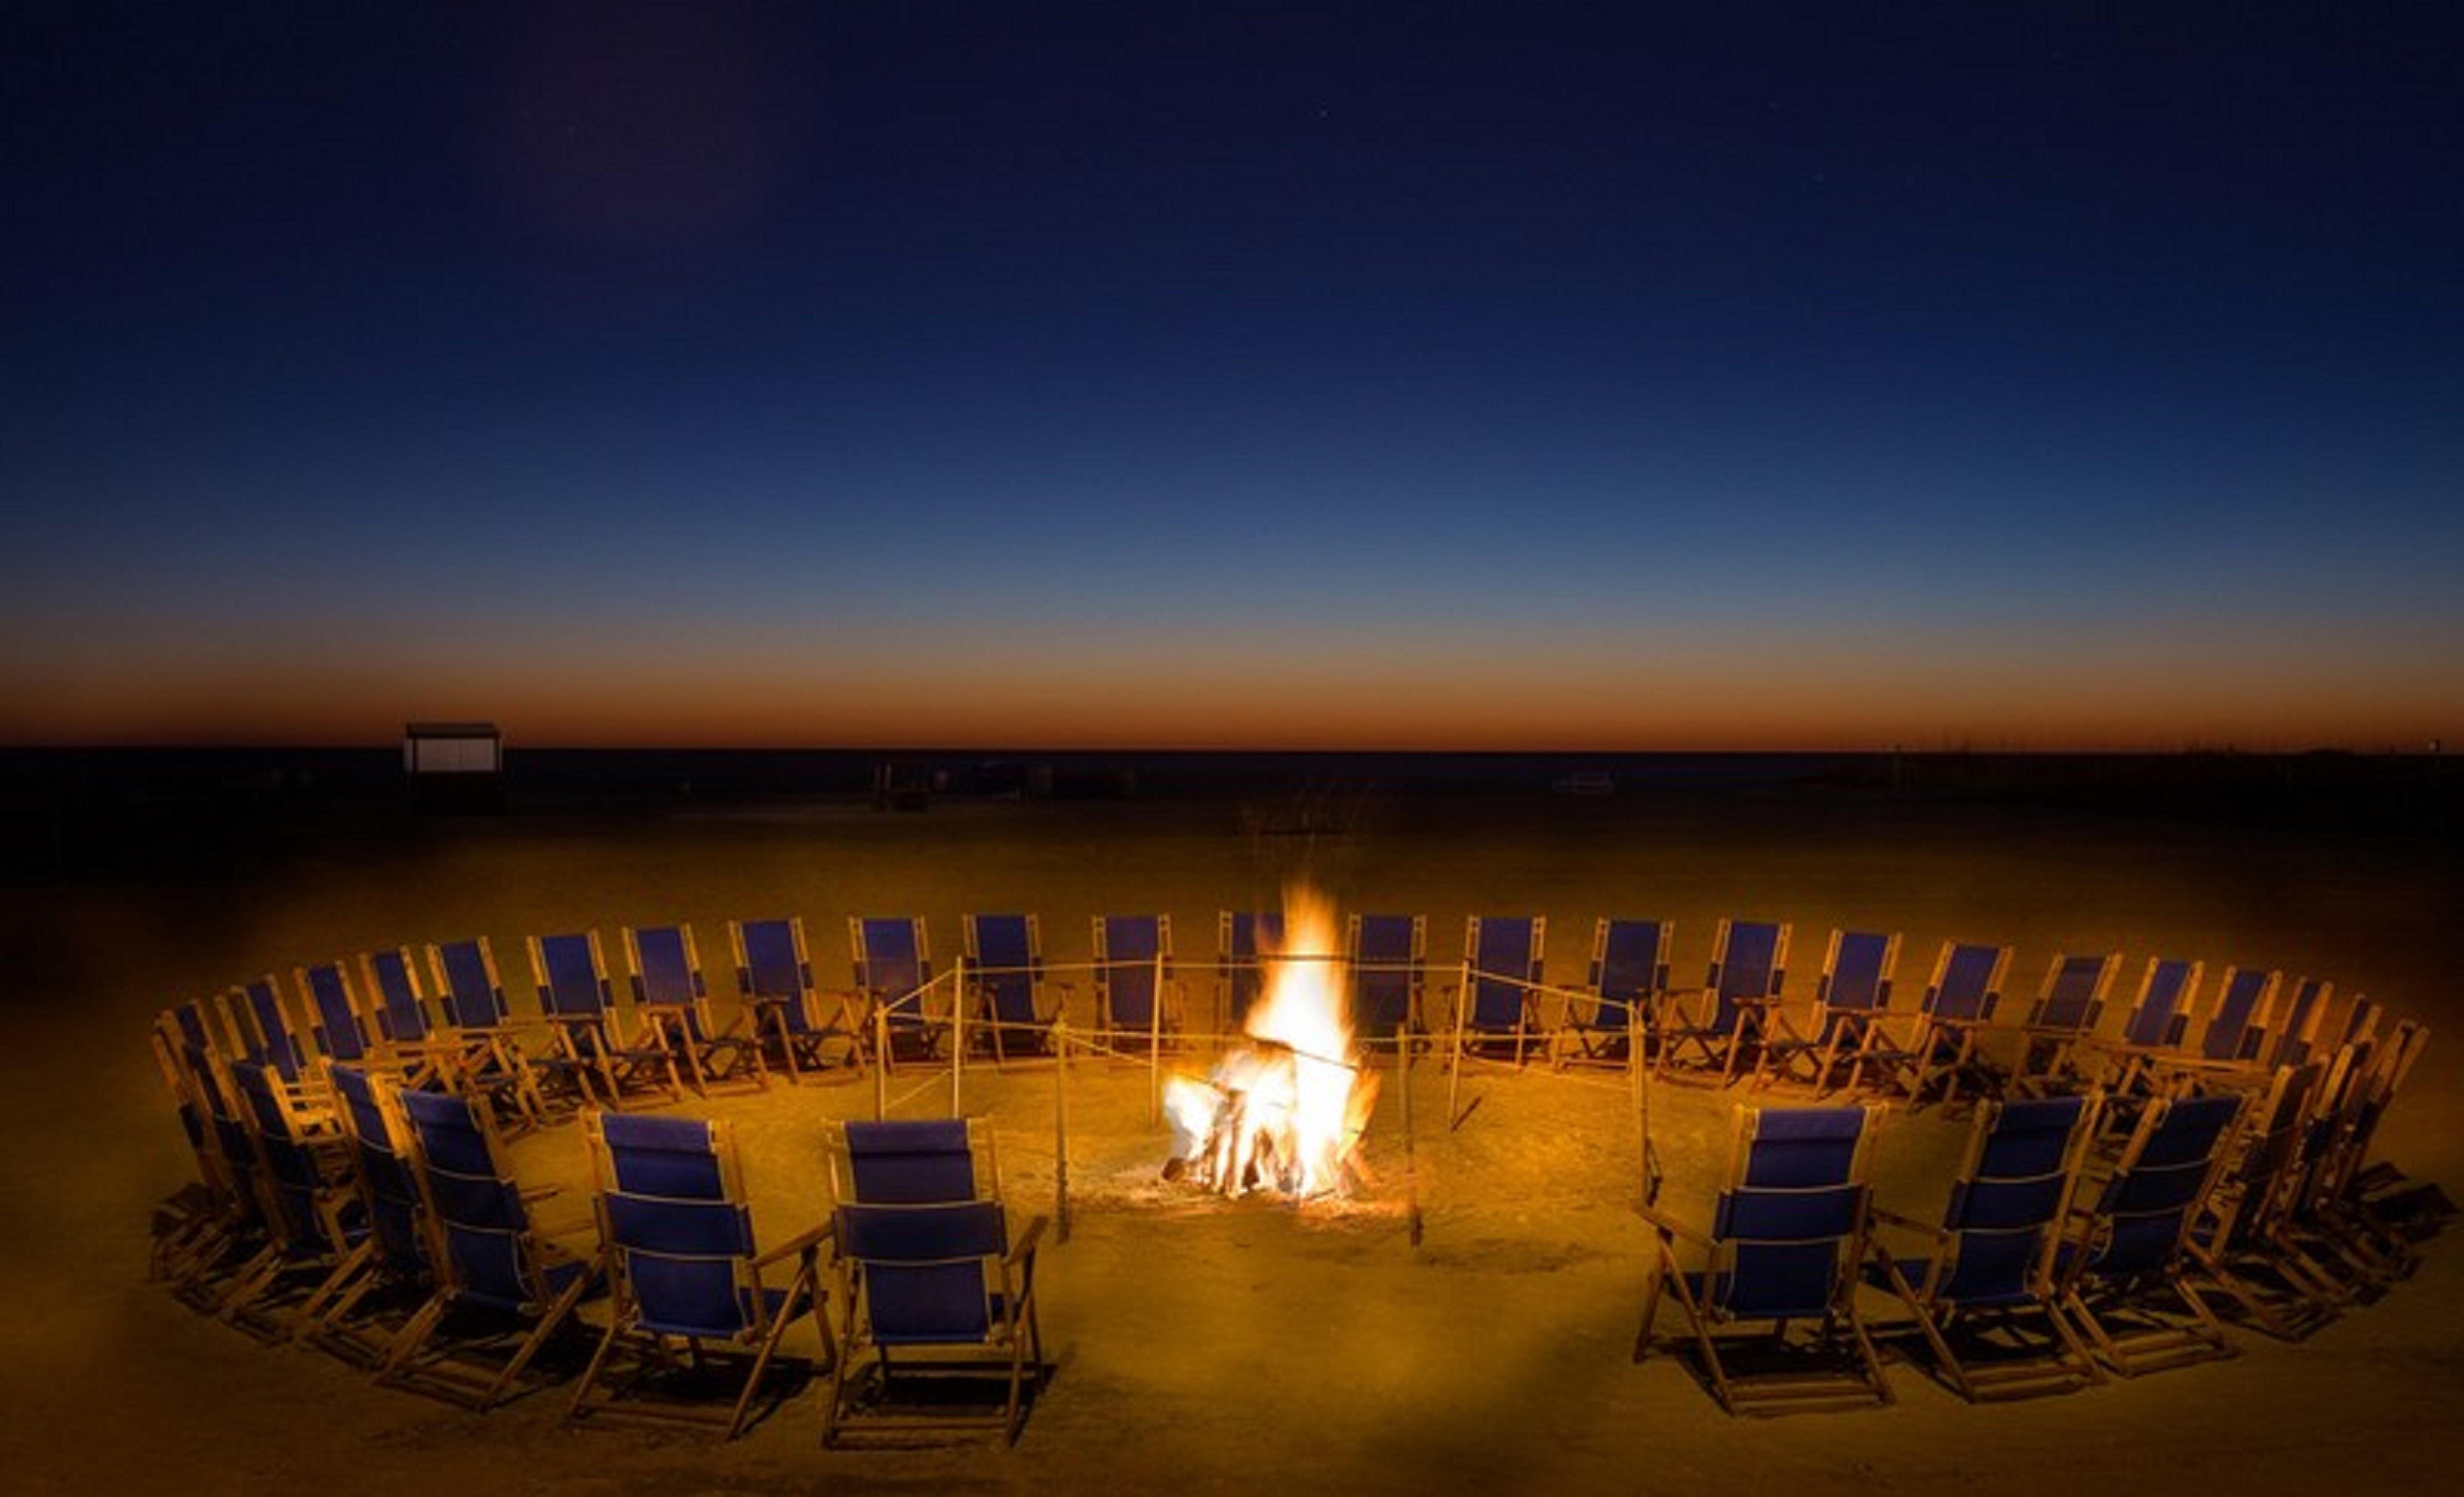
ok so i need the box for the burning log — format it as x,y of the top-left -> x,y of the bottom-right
1161,888 -> 1378,1200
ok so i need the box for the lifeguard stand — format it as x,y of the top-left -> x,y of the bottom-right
404,721 -> 504,813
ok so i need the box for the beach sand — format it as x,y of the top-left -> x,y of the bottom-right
4,771 -> 2457,1494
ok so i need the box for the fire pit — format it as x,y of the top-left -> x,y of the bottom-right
1162,889 -> 1380,1199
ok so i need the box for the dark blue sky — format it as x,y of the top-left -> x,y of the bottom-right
7,3 -> 2457,748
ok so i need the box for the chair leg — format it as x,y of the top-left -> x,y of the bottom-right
566,1312 -> 631,1424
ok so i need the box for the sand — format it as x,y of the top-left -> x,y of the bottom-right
3,777 -> 2457,1494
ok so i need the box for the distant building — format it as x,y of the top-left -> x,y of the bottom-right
403,721 -> 504,812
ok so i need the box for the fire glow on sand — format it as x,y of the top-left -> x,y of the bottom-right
1161,888 -> 1381,1199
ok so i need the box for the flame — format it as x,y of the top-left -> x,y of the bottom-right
1164,885 -> 1376,1199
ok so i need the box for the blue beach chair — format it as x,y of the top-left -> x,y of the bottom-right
729,916 -> 862,1082
1092,914 -> 1181,1048
964,913 -> 1062,1061
526,930 -> 681,1109
1345,912 -> 1426,1047
2013,952 -> 2121,1096
383,1087 -> 603,1408
1658,918 -> 1789,1086
851,916 -> 946,1067
624,923 -> 766,1095
424,936 -> 548,1129
1906,941 -> 2013,1105
1865,1093 -> 2106,1399
1760,929 -> 1910,1095
1449,915 -> 1546,1067
568,1111 -> 830,1439
1634,1103 -> 1893,1414
822,1196 -> 1048,1445
2056,1090 -> 2245,1375
1556,917 -> 1670,1069
309,1062 -> 438,1366
2094,957 -> 2204,1101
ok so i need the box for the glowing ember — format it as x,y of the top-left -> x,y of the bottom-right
1164,887 -> 1378,1198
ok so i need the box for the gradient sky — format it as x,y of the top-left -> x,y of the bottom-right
6,3 -> 2458,750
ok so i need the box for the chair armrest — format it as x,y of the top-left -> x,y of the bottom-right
1008,1214 -> 1050,1267
1636,1202 -> 1712,1250
1866,1206 -> 1950,1248
751,1218 -> 835,1272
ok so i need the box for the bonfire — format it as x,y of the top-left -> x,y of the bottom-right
1163,888 -> 1379,1198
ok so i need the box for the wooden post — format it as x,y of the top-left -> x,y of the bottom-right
872,1003 -> 889,1121
1399,1022 -> 1421,1246
1148,947 -> 1165,1127
950,959 -> 967,1119
1631,1005 -> 1659,1207
1446,956 -> 1471,1128
1053,1018 -> 1072,1244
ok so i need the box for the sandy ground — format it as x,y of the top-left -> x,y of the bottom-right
2,781 -> 2457,1494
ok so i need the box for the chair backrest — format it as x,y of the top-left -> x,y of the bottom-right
230,974 -> 312,1082
834,1118 -> 990,1204
169,998 -> 223,1054
852,917 -> 933,1029
2334,993 -> 2381,1050
429,937 -> 513,1028
1219,910 -> 1284,1026
2027,952 -> 2118,1034
2212,1061 -> 2326,1248
2197,966 -> 2281,1064
2118,958 -> 2202,1050
329,1062 -> 428,1274
531,931 -> 615,1021
2076,1091 -> 2243,1279
1815,929 -> 1900,1019
300,960 -> 372,1064
173,1029 -> 259,1185
732,917 -> 817,1031
1346,913 -> 1424,1033
1929,1093 -> 2096,1306
1705,1105 -> 1873,1320
2266,977 -> 2332,1069
1703,918 -> 1788,1032
624,924 -> 705,1011
1921,941 -> 2011,1024
227,1057 -> 336,1253
587,1111 -> 763,1339
361,946 -> 437,1044
965,914 -> 1044,1026
1094,914 -> 1170,1030
1463,915 -> 1543,1030
836,1199 -> 1010,1344
1587,918 -> 1671,1029
398,1086 -> 550,1310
